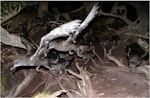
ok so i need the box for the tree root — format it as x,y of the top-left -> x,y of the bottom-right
103,46 -> 125,67
67,62 -> 97,97
12,69 -> 36,97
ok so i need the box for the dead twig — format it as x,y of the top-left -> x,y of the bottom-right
68,5 -> 84,14
2,5 -> 23,24
100,6 -> 148,40
48,21 -> 63,25
67,69 -> 81,79
70,90 -> 83,96
56,79 -> 72,98
29,25 -> 47,37
90,58 -> 99,68
103,46 -> 107,60
92,46 -> 104,63
102,11 -> 148,39
99,10 -> 135,26
104,46 -> 125,67
135,65 -> 150,80
106,25 -> 119,34
122,29 -> 148,39
106,25 -> 148,39
137,39 -> 149,53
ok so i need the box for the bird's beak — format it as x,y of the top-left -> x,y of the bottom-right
10,66 -> 15,70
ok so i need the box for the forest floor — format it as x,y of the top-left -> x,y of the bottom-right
1,39 -> 149,97
1,5 -> 149,97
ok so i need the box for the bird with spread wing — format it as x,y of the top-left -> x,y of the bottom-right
31,3 -> 99,60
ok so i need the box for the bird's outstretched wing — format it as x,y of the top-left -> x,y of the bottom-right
75,3 -> 99,35
47,3 -> 99,40
59,19 -> 82,34
31,20 -> 81,59
67,3 -> 99,43
42,19 -> 82,42
32,3 -> 99,59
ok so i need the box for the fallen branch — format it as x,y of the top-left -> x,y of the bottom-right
1,27 -> 26,49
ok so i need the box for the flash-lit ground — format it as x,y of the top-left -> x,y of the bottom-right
1,1 -> 149,97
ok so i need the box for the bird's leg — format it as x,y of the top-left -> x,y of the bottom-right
49,68 -> 58,77
76,48 -> 83,57
142,52 -> 148,58
44,41 -> 50,57
53,56 -> 59,64
64,32 -> 77,45
31,40 -> 49,59
43,65 -> 51,71
36,66 -> 40,72
31,40 -> 44,60
84,59 -> 90,64
71,32 -> 79,43
43,65 -> 58,76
